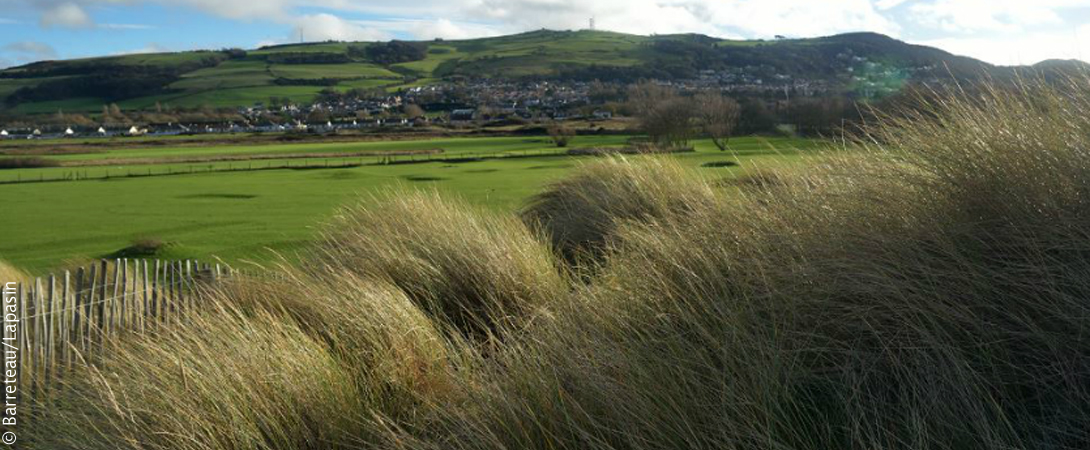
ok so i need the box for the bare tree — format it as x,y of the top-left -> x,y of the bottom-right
626,81 -> 677,117
627,82 -> 695,149
642,98 -> 696,149
403,103 -> 426,119
696,92 -> 740,151
547,122 -> 575,147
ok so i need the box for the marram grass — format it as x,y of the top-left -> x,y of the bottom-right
27,78 -> 1090,449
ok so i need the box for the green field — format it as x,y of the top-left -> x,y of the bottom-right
0,135 -> 819,272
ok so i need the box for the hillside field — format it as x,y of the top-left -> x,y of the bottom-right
0,135 -> 819,272
0,29 -> 1007,114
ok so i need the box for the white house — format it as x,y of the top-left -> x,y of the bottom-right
98,127 -> 107,135
0,130 -> 8,137
65,127 -> 75,136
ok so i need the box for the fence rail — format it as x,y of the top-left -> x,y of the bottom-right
7,259 -> 236,405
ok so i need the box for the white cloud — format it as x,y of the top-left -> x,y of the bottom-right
913,24 -> 1090,65
112,42 -> 172,55
100,23 -> 156,30
40,2 -> 92,28
291,13 -> 391,42
1,41 -> 59,65
351,18 -> 502,40
906,0 -> 1089,34
4,0 -> 1090,65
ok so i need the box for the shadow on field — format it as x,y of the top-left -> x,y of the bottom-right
179,193 -> 258,200
403,175 -> 446,182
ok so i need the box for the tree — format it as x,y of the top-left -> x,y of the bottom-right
626,81 -> 676,118
627,83 -> 696,148
737,98 -> 777,135
641,98 -> 696,148
696,92 -> 740,151
403,104 -> 425,119
547,122 -> 575,147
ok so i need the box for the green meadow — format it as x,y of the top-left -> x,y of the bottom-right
0,135 -> 819,272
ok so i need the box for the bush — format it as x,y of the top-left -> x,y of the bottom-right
547,122 -> 574,147
0,157 -> 60,169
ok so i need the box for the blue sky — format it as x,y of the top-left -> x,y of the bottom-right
1,0 -> 1090,68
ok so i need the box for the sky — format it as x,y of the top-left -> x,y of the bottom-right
1,0 -> 1090,68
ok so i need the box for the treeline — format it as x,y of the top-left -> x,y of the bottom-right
348,41 -> 428,65
0,51 -> 229,79
273,77 -> 341,86
4,67 -> 182,105
617,81 -> 899,141
1,52 -> 237,106
265,52 -> 352,65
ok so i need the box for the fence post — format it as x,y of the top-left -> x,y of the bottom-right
61,271 -> 70,370
141,260 -> 150,333
17,282 -> 30,407
84,264 -> 97,352
98,260 -> 108,345
153,260 -> 161,325
32,278 -> 44,389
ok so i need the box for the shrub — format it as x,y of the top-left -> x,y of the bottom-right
547,122 -> 575,147
106,237 -> 168,258
0,157 -> 60,169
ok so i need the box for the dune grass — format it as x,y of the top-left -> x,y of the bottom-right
27,78 -> 1090,449
0,260 -> 27,284
316,190 -> 567,339
521,156 -> 720,264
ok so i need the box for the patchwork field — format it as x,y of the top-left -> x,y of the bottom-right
0,135 -> 819,272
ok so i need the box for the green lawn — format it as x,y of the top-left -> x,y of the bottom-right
0,136 -> 820,273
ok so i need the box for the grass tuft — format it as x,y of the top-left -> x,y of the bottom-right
521,156 -> 720,264
316,190 -> 567,339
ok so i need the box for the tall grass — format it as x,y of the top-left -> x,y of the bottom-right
316,190 -> 566,339
29,78 -> 1090,449
31,269 -> 459,450
0,260 -> 27,284
522,156 -> 719,263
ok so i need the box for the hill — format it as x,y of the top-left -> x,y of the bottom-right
0,30 -> 1021,115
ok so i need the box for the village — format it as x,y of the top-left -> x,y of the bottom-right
0,66 -> 861,140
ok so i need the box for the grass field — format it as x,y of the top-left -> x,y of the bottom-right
0,135 -> 819,273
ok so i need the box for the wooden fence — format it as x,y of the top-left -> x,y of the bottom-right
8,259 -> 236,400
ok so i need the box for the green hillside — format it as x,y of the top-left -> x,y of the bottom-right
0,29 -> 1007,115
